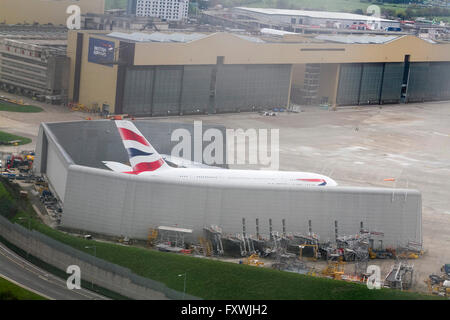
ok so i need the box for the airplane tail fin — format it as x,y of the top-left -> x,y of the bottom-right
115,120 -> 169,173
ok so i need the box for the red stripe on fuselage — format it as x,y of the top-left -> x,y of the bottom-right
118,127 -> 149,146
297,179 -> 325,182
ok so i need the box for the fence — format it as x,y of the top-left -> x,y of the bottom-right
0,214 -> 200,300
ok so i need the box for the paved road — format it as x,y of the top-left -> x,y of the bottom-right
0,242 -> 109,300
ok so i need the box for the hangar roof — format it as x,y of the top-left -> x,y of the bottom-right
315,34 -> 400,44
107,32 -> 209,43
236,7 -> 396,22
106,31 -> 265,44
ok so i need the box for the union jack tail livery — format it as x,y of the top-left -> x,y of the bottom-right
115,120 -> 169,174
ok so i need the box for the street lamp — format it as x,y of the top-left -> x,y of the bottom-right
85,246 -> 97,289
178,272 -> 187,300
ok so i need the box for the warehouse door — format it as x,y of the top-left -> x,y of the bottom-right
336,63 -> 362,105
359,63 -> 384,105
123,67 -> 154,115
180,66 -> 213,115
380,63 -> 404,104
406,62 -> 430,103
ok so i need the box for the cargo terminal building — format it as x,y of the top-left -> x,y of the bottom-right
68,30 -> 450,116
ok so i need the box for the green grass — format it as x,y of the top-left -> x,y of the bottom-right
434,16 -> 450,23
0,276 -> 47,300
0,131 -> 32,146
0,178 -> 444,300
0,103 -> 43,113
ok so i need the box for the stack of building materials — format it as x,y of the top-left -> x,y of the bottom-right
384,263 -> 414,290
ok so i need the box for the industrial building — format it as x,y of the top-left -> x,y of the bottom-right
0,0 -> 105,26
0,37 -> 69,103
82,12 -> 169,32
67,30 -> 450,115
233,7 -> 401,31
34,120 -> 422,248
128,0 -> 190,21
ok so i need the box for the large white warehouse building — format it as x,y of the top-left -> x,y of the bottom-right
233,7 -> 401,30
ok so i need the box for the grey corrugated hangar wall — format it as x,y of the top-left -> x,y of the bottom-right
35,120 -> 422,248
61,166 -> 421,248
337,62 -> 450,106
122,64 -> 291,116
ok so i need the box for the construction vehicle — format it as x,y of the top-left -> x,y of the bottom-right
368,248 -> 394,259
241,254 -> 264,267
397,252 -> 419,259
321,259 -> 346,280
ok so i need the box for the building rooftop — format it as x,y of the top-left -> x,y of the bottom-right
315,34 -> 401,44
4,38 -> 67,46
106,31 -> 208,43
0,26 -> 67,40
236,7 -> 396,23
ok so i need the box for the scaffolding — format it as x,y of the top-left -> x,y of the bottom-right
155,226 -> 192,253
384,262 -> 414,290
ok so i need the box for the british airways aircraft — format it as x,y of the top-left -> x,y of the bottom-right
103,120 -> 338,187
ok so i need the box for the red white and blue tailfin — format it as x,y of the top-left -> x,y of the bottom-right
115,120 -> 169,174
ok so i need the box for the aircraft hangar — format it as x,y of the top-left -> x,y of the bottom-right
33,120 -> 422,248
67,30 -> 450,116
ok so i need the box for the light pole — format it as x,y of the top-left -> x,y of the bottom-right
85,246 -> 97,289
178,272 -> 187,300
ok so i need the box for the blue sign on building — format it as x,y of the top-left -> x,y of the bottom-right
88,38 -> 115,66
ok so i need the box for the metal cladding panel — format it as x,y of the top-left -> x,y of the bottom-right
152,66 -> 183,116
381,62 -> 403,103
215,64 -> 291,113
407,62 -> 450,102
61,165 -> 422,248
180,66 -> 212,114
123,68 -> 154,115
45,139 -> 69,202
359,63 -> 383,104
429,62 -> 450,101
407,62 -> 430,102
337,63 -> 362,106
33,125 -> 45,176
